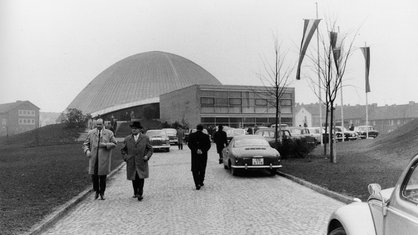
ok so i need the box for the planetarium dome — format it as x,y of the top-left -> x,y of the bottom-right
68,51 -> 222,116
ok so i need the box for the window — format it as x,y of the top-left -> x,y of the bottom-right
229,98 -> 241,105
255,99 -> 267,106
201,97 -> 214,106
402,162 -> 418,203
280,99 -> 292,106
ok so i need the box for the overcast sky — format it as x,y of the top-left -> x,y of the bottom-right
1,0 -> 417,112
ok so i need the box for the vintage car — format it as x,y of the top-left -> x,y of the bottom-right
225,128 -> 247,143
145,129 -> 170,152
327,154 -> 418,235
222,135 -> 282,176
354,125 -> 379,139
254,128 -> 292,147
162,128 -> 178,145
334,126 -> 358,141
307,127 -> 322,144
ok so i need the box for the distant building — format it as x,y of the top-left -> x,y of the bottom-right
160,84 -> 295,128
295,101 -> 418,134
0,100 -> 40,136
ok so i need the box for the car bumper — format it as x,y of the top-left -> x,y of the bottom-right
231,164 -> 282,169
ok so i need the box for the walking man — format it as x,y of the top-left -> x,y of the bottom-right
176,127 -> 184,150
83,118 -> 117,200
213,125 -> 228,164
121,121 -> 153,201
187,124 -> 211,190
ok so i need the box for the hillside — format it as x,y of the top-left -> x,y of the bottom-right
0,123 -> 84,148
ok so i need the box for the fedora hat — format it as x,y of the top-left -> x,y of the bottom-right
129,121 -> 143,129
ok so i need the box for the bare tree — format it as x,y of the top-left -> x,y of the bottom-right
306,21 -> 357,162
257,38 -> 294,147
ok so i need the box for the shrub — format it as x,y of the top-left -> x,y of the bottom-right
62,108 -> 89,128
273,137 -> 316,159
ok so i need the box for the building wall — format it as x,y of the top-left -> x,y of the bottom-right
0,102 -> 40,136
160,85 -> 200,128
295,107 -> 312,127
160,84 -> 295,129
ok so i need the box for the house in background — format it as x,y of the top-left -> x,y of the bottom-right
295,101 -> 418,134
0,100 -> 40,136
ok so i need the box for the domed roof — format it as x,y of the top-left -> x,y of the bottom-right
68,51 -> 222,115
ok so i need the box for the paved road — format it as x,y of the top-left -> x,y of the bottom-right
42,144 -> 343,235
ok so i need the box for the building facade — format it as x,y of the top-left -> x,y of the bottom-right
160,84 -> 295,129
0,101 -> 40,136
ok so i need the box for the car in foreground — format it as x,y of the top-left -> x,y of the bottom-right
327,154 -> 418,235
354,125 -> 379,139
162,128 -> 178,145
145,129 -> 170,152
222,135 -> 282,176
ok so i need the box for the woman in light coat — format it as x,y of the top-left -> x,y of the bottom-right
121,121 -> 153,201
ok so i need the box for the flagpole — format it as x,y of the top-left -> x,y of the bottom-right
316,2 -> 323,146
338,26 -> 344,142
365,42 -> 369,139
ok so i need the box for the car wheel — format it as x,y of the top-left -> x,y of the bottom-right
229,162 -> 238,176
328,227 -> 346,235
166,148 -> 170,152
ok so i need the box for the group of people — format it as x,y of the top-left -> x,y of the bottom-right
83,120 -> 230,200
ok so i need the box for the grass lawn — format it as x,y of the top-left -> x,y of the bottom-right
0,125 -> 124,235
280,119 -> 418,201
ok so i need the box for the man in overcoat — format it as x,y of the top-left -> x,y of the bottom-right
83,118 -> 117,200
187,124 -> 211,190
213,125 -> 228,164
121,121 -> 153,201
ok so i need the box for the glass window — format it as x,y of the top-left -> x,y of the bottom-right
201,117 -> 215,123
229,98 -> 241,105
216,98 -> 228,106
229,91 -> 242,98
201,107 -> 215,113
201,97 -> 214,106
215,117 -> 229,123
402,162 -> 418,203
255,99 -> 267,106
280,99 -> 292,106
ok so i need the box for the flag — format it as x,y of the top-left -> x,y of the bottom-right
296,19 -> 321,80
361,47 -> 371,93
330,31 -> 341,75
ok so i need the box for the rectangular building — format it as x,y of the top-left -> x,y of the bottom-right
0,100 -> 40,136
160,84 -> 295,129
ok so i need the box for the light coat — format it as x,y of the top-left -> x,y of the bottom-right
121,134 -> 153,180
83,128 -> 117,175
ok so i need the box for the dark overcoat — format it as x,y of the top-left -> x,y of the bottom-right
83,128 -> 117,175
213,130 -> 228,153
121,134 -> 153,180
187,131 -> 211,171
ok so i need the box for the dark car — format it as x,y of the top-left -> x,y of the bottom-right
145,129 -> 170,152
254,128 -> 292,147
222,135 -> 282,176
354,125 -> 379,139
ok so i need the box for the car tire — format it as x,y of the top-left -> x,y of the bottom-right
166,148 -> 170,152
229,162 -> 238,176
328,227 -> 346,235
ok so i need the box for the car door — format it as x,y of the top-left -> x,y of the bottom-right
384,161 -> 418,234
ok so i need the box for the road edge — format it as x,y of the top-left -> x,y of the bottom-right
277,171 -> 356,204
26,162 -> 126,235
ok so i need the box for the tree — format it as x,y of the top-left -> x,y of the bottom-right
257,38 -> 294,147
307,21 -> 357,162
63,108 -> 90,128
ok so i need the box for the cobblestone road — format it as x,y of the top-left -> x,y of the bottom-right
42,144 -> 343,235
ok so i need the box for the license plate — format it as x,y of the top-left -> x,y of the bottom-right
252,158 -> 264,165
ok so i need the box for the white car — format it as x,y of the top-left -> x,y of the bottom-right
327,154 -> 418,235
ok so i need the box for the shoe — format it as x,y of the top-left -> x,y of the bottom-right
219,159 -> 223,164
200,183 -> 204,187
196,185 -> 201,190
137,195 -> 143,201
99,193 -> 105,200
94,192 -> 99,200
132,195 -> 138,198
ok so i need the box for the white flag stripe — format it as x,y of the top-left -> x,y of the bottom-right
296,19 -> 321,80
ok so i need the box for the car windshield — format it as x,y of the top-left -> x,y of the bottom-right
234,138 -> 269,147
146,130 -> 167,137
163,129 -> 176,135
289,128 -> 302,135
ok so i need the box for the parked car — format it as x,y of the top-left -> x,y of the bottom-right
334,126 -> 358,141
254,128 -> 292,147
222,135 -> 282,176
162,128 -> 178,145
327,154 -> 418,235
145,129 -> 170,152
307,127 -> 322,144
225,128 -> 247,143
354,125 -> 379,139
287,127 -> 316,145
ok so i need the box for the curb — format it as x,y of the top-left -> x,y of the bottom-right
26,162 -> 126,235
277,171 -> 356,204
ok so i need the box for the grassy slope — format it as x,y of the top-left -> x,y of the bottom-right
281,119 -> 418,201
0,124 -> 124,235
